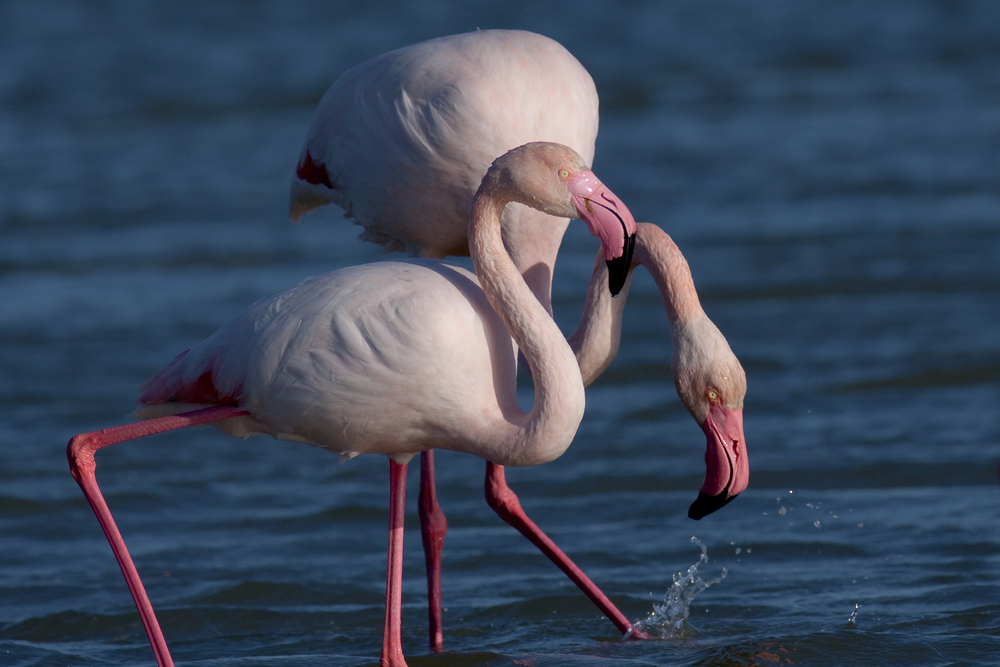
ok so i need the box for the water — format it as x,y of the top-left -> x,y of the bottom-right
2,1 -> 1000,665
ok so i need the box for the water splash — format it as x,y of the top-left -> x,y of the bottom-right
845,603 -> 860,629
628,537 -> 729,639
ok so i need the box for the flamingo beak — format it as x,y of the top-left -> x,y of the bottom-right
566,171 -> 637,296
688,403 -> 749,520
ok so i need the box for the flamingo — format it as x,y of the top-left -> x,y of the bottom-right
289,29 -> 598,312
68,142 -> 636,667
289,29 -> 748,647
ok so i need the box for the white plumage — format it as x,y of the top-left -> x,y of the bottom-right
137,260 -> 522,461
290,29 -> 600,308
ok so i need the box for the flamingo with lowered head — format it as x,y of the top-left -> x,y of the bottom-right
290,29 -> 748,646
68,142 -> 636,667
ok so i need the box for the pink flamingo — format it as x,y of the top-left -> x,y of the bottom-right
290,29 -> 748,648
68,142 -> 636,667
290,29 -> 599,311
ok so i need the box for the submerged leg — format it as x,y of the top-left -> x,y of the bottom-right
382,459 -> 410,667
484,462 -> 649,639
66,405 -> 249,667
418,450 -> 447,652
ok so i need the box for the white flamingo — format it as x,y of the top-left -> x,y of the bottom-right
68,142 -> 636,667
289,29 -> 600,310
289,29 -> 748,647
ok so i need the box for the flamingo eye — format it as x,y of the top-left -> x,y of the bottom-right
707,389 -> 719,402
559,168 -> 571,179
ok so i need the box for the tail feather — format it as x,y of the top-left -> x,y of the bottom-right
138,349 -> 242,408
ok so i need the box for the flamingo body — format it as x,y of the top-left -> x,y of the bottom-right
291,30 -> 598,252
137,260 -> 533,463
290,29 -> 600,309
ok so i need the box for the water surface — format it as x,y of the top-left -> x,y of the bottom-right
2,1 -> 999,665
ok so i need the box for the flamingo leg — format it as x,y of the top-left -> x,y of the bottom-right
417,450 -> 447,652
66,405 -> 249,667
484,462 -> 650,639
381,460 -> 410,667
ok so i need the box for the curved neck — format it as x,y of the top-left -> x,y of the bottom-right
568,223 -> 704,384
469,185 -> 586,467
633,223 -> 704,325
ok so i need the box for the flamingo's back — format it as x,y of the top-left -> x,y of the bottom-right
289,30 -> 599,258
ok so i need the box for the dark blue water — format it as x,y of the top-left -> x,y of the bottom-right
3,1 -> 1000,665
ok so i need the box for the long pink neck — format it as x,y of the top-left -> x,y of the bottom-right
469,184 -> 585,467
568,222 -> 704,384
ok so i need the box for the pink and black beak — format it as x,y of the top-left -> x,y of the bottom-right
566,172 -> 637,296
689,402 -> 749,520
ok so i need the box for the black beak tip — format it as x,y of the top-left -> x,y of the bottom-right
606,257 -> 626,296
688,491 -> 739,520
605,232 -> 636,297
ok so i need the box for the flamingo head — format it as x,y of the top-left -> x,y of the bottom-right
484,142 -> 637,295
671,315 -> 749,520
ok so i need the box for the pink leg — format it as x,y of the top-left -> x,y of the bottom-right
381,460 -> 410,667
66,405 -> 249,667
484,462 -> 650,639
418,450 -> 447,652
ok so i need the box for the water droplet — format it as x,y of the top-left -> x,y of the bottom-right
846,603 -> 860,629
